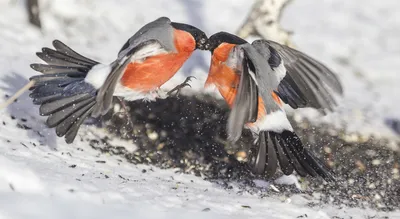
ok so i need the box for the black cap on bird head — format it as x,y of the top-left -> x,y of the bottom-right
205,32 -> 247,52
171,22 -> 208,50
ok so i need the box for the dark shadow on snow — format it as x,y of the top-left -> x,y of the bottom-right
385,118 -> 400,136
0,72 -> 58,149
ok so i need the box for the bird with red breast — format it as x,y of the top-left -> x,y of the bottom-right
204,32 -> 343,181
29,17 -> 208,143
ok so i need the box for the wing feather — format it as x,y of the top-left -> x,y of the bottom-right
252,40 -> 342,111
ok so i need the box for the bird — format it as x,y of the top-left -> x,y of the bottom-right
203,32 -> 343,181
28,17 -> 208,144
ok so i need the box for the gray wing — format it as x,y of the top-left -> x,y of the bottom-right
92,39 -> 168,117
92,17 -> 177,117
225,44 -> 282,142
225,45 -> 259,142
252,39 -> 343,111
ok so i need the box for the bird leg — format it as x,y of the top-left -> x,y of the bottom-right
167,76 -> 196,97
114,97 -> 134,131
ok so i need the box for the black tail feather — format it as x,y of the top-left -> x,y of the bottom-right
64,103 -> 96,144
40,47 -> 97,68
55,101 -> 96,138
36,52 -> 86,68
250,131 -> 335,181
269,132 -> 294,175
46,96 -> 95,127
52,40 -> 98,65
30,63 -> 89,74
29,40 -> 100,144
275,134 -> 308,177
29,84 -> 64,99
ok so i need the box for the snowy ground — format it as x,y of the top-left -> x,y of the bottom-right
0,0 -> 400,218
1,123 -> 398,219
282,0 -> 400,140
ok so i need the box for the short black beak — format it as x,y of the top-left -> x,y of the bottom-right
204,42 -> 210,50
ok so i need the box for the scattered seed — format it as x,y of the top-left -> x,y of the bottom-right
372,159 -> 381,166
17,123 -> 31,130
324,146 -> 332,154
355,160 -> 366,171
147,131 -> 158,141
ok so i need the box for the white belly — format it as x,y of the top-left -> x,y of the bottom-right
113,82 -> 160,102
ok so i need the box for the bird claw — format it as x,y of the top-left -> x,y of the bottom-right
167,76 -> 196,97
114,97 -> 134,131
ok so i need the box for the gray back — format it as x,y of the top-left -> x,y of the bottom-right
118,17 -> 176,59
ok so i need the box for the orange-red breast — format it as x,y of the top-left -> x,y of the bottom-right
29,17 -> 208,143
204,32 -> 343,181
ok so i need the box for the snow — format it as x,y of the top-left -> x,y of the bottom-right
0,126 -> 398,219
0,0 -> 400,218
281,0 -> 400,140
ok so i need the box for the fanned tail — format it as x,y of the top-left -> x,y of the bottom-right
29,40 -> 100,143
249,130 -> 335,182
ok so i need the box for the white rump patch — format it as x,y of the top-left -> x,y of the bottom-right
256,110 -> 293,133
274,61 -> 286,82
84,64 -> 111,89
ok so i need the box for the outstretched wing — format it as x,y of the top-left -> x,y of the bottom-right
225,44 -> 283,142
252,40 -> 343,111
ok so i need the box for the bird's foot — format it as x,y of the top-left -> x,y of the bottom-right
114,97 -> 134,131
167,76 -> 196,97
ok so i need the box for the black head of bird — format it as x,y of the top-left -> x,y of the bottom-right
171,22 -> 208,50
205,31 -> 247,52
